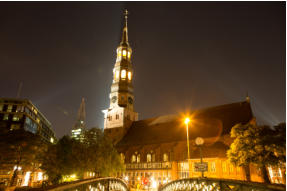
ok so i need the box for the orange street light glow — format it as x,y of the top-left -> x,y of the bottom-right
184,117 -> 191,125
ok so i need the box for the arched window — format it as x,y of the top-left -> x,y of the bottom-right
120,153 -> 125,163
128,71 -> 132,81
123,50 -> 127,57
147,153 -> 151,163
136,154 -> 140,163
128,51 -> 131,59
121,70 -> 126,79
131,154 -> 136,163
117,50 -> 122,59
163,153 -> 169,162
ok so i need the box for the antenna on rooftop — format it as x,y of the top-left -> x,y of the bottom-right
16,82 -> 23,98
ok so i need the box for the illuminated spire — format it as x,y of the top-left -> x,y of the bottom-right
120,9 -> 129,47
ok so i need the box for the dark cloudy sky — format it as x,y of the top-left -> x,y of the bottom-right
0,2 -> 285,138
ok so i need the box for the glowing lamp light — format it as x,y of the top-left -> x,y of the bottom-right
124,176 -> 129,181
152,179 -> 158,189
184,117 -> 190,125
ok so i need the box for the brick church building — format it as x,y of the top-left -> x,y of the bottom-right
103,10 -> 283,186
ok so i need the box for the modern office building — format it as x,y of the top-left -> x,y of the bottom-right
71,98 -> 86,141
0,98 -> 56,143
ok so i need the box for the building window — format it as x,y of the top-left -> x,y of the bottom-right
128,51 -> 131,59
123,50 -> 127,57
147,153 -> 151,163
12,115 -> 20,121
236,166 -> 241,172
121,70 -> 126,79
10,124 -> 20,131
117,50 -> 122,59
128,71 -> 132,81
222,161 -> 227,173
152,152 -> 156,162
136,154 -> 140,163
211,162 -> 216,172
131,155 -> 136,163
116,114 -> 119,120
120,153 -> 125,163
163,153 -> 169,162
16,105 -> 23,113
7,105 -> 13,112
0,105 -> 3,112
3,114 -> 9,120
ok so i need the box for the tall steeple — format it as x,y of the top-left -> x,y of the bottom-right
71,98 -> 86,141
120,9 -> 129,47
103,10 -> 138,144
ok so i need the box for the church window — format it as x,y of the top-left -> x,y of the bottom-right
131,155 -> 136,163
152,153 -> 156,162
222,161 -> 227,173
163,153 -> 169,162
128,71 -> 132,80
136,154 -> 140,163
116,114 -> 119,120
117,50 -> 122,59
210,162 -> 216,172
128,51 -> 131,59
120,153 -> 125,163
121,70 -> 126,79
147,154 -> 151,163
123,50 -> 127,57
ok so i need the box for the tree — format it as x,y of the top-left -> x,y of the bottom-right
40,128 -> 124,184
0,129 -> 46,186
227,121 -> 285,183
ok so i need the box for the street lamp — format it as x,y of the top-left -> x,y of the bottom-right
184,117 -> 191,160
195,137 -> 205,178
184,117 -> 191,178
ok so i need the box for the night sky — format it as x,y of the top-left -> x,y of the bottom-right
0,2 -> 285,138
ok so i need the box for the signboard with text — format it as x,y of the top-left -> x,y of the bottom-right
194,162 -> 208,172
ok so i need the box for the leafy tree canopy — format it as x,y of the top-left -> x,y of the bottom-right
227,121 -> 286,183
40,128 -> 124,184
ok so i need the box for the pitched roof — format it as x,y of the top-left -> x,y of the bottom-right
116,101 -> 253,147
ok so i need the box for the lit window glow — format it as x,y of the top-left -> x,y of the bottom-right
38,172 -> 43,181
23,171 -> 31,186
128,51 -> 131,59
118,50 -> 122,58
128,72 -> 132,80
123,50 -> 127,57
121,70 -> 126,79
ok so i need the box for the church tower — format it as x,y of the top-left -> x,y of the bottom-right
103,10 -> 138,144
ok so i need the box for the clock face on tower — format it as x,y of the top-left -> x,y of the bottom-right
128,97 -> 133,104
112,96 -> 117,103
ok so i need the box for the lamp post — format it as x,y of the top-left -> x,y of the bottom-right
184,117 -> 191,178
184,118 -> 191,160
195,137 -> 204,178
